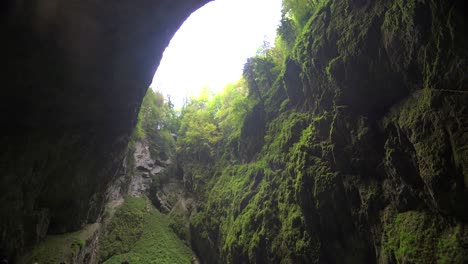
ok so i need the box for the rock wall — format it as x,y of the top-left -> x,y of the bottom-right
190,0 -> 468,263
129,140 -> 163,198
0,0 -> 209,261
130,139 -> 194,222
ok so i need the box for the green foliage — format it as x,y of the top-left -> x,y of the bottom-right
133,88 -> 179,160
151,129 -> 176,161
215,81 -> 254,147
134,89 -> 164,140
164,95 -> 181,133
283,0 -> 314,29
243,54 -> 279,102
276,16 -> 298,55
169,212 -> 189,242
177,90 -> 220,163
281,0 -> 329,38
176,78 -> 263,194
100,197 -> 192,264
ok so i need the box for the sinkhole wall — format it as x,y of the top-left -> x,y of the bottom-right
0,0 -> 467,263
187,0 -> 468,263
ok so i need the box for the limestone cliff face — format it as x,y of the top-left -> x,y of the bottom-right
190,0 -> 468,263
0,0 -> 209,261
129,140 -> 164,197
96,137 -> 195,263
129,139 -> 194,221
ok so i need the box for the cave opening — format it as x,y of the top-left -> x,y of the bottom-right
4,0 -> 467,262
92,0 -> 286,262
151,0 -> 282,108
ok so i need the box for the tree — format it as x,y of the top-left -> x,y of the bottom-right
177,92 -> 220,162
133,88 -> 178,160
243,56 -> 277,103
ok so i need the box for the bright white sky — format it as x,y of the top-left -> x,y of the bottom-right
150,0 -> 282,108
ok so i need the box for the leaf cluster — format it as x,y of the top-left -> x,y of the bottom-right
133,89 -> 179,160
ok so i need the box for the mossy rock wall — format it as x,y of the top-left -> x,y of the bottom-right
190,0 -> 468,263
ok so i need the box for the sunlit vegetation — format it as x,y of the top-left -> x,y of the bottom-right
134,89 -> 178,160
174,17 -> 318,261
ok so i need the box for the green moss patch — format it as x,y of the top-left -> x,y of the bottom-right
18,223 -> 99,264
383,210 -> 467,263
100,196 -> 192,264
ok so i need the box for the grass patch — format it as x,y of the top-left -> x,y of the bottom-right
99,196 -> 147,261
100,196 -> 192,264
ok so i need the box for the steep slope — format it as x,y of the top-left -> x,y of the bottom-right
99,196 -> 193,264
186,0 -> 468,263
